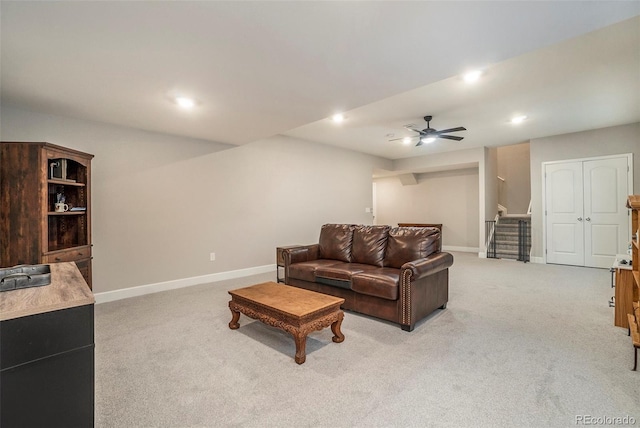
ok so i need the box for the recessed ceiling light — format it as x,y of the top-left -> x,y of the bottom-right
402,137 -> 413,145
463,70 -> 482,83
511,115 -> 528,124
175,97 -> 195,109
331,113 -> 345,123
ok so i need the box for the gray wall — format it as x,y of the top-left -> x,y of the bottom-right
497,142 -> 531,214
389,146 -> 491,253
529,122 -> 640,259
374,168 -> 480,250
1,105 -> 391,292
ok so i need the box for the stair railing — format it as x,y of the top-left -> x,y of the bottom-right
485,214 -> 499,259
517,220 -> 530,263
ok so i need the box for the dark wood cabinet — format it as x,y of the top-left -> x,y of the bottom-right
0,142 -> 94,288
0,262 -> 95,427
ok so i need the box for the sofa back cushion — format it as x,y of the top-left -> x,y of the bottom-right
384,227 -> 440,268
351,225 -> 390,267
319,224 -> 355,262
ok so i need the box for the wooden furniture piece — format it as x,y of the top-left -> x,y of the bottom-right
0,142 -> 94,288
398,223 -> 442,230
0,262 -> 95,427
398,223 -> 443,250
228,281 -> 345,364
626,195 -> 640,370
276,245 -> 300,283
613,255 -> 634,328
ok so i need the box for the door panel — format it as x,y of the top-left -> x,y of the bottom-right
584,157 -> 629,268
552,224 -> 579,253
590,224 -> 619,255
545,162 -> 584,266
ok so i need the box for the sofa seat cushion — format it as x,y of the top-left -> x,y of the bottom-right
319,224 -> 355,262
288,259 -> 341,282
384,227 -> 441,269
351,225 -> 390,267
351,268 -> 400,300
315,263 -> 377,281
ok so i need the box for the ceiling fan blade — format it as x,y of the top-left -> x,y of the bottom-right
403,126 -> 425,134
389,136 -> 417,142
415,139 -> 423,147
438,135 -> 464,141
436,127 -> 466,134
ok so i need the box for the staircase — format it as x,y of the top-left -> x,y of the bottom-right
492,214 -> 531,261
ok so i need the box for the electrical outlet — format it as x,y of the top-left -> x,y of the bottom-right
210,252 -> 216,261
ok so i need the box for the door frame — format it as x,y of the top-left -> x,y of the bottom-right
542,153 -> 633,265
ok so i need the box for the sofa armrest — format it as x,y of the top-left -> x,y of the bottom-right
283,244 -> 319,265
401,252 -> 454,281
399,252 -> 453,331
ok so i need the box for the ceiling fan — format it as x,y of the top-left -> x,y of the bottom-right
391,115 -> 466,146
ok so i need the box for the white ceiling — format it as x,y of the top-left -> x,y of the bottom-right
2,2 -> 639,160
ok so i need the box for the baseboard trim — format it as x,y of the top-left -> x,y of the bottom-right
530,257 -> 544,264
94,264 -> 276,304
443,246 -> 479,253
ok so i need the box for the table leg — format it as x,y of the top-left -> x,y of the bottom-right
293,332 -> 307,364
229,305 -> 240,330
331,311 -> 345,343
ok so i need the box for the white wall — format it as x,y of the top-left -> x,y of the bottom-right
374,168 -> 479,250
497,142 -> 531,213
530,122 -> 640,260
1,105 -> 391,293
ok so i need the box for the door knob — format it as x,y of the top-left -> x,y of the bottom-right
586,217 -> 591,221
578,217 -> 583,221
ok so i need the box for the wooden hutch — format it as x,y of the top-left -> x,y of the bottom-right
0,142 -> 93,288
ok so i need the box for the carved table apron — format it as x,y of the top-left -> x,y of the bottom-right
228,281 -> 345,364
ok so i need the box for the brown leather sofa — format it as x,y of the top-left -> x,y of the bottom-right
283,224 -> 454,331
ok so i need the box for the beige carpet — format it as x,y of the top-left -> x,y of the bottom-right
95,252 -> 639,427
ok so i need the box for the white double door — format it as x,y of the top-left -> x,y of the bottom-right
545,155 -> 631,268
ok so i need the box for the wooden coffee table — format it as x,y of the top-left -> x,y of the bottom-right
228,281 -> 345,364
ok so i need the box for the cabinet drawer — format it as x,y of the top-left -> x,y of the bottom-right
44,246 -> 91,263
1,304 -> 94,370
